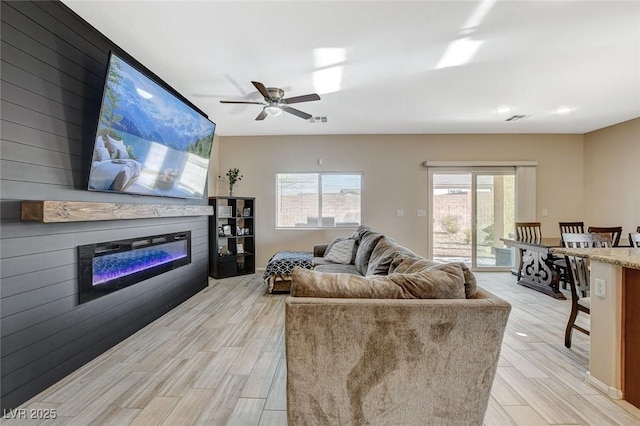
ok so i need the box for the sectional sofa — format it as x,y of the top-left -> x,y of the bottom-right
285,226 -> 512,425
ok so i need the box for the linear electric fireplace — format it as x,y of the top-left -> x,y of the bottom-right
78,231 -> 191,303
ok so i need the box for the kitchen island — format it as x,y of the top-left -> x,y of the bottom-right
551,246 -> 640,409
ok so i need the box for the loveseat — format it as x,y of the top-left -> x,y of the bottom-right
285,226 -> 512,425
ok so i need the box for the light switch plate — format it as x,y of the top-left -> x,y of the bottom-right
594,278 -> 606,298
396,209 -> 404,217
417,210 -> 426,217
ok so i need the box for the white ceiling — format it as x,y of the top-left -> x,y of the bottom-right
63,0 -> 640,137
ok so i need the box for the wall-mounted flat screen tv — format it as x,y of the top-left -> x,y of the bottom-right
88,52 -> 215,199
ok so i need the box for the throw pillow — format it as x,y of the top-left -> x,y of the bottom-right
324,238 -> 356,264
95,147 -> 111,162
388,257 -> 476,298
350,225 -> 371,243
324,237 -> 347,255
106,135 -> 125,147
354,231 -> 384,275
396,258 -> 442,274
115,146 -> 129,159
95,135 -> 106,149
366,236 -> 419,276
456,262 -> 477,298
291,267 -> 405,298
385,264 -> 466,299
388,254 -> 421,274
290,265 -> 466,299
105,135 -> 125,157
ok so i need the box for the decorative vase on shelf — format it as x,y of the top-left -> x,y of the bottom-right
225,168 -> 243,198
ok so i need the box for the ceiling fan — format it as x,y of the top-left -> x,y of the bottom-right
220,81 -> 320,121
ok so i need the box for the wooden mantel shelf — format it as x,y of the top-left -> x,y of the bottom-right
21,200 -> 213,223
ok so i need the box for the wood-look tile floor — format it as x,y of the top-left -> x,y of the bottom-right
6,273 -> 640,425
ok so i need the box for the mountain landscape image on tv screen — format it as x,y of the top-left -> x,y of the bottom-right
88,52 -> 215,199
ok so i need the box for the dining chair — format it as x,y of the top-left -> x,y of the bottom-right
630,232 -> 640,248
555,222 -> 585,288
587,226 -> 622,247
515,222 -> 542,243
515,222 -> 542,280
562,232 -> 612,348
559,221 -> 585,246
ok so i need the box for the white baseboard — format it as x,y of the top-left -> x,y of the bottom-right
587,372 -> 623,400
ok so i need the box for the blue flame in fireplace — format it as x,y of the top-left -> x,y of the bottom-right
92,241 -> 187,285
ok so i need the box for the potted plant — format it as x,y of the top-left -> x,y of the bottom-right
225,168 -> 243,196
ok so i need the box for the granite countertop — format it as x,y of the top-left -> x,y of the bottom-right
551,247 -> 640,270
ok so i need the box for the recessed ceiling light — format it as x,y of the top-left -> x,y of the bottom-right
554,106 -> 575,114
496,106 -> 512,114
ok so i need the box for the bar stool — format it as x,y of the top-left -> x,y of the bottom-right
555,222 -> 585,289
559,222 -> 585,246
587,226 -> 623,247
562,232 -> 612,348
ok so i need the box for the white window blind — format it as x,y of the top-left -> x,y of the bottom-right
515,165 -> 537,222
276,172 -> 362,228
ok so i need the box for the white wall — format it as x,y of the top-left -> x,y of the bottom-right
583,117 -> 640,236
217,133 -> 584,267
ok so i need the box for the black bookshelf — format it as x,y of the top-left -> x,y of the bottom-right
208,197 -> 255,278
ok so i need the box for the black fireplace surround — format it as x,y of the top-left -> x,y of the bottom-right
78,231 -> 191,303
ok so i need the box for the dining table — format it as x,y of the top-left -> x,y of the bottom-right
500,237 -> 564,299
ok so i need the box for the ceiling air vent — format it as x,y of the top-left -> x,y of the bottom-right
308,116 -> 328,123
505,114 -> 530,122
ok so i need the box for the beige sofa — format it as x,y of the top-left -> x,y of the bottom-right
285,227 -> 511,425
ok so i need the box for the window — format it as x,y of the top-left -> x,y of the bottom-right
276,172 -> 362,228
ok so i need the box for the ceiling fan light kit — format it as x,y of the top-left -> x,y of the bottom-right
220,81 -> 320,121
264,105 -> 282,116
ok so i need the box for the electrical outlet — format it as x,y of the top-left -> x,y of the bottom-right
542,209 -> 548,217
594,278 -> 606,298
417,210 -> 426,217
396,209 -> 404,217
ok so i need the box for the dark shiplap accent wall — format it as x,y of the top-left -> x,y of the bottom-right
1,1 -> 209,410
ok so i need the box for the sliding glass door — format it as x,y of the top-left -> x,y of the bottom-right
428,168 -> 515,271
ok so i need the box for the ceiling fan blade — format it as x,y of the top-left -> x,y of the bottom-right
252,81 -> 272,100
220,100 -> 264,105
283,93 -> 321,104
255,109 -> 268,121
282,106 -> 312,120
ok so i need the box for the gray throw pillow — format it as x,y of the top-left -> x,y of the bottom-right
366,236 -> 418,276
324,238 -> 356,264
350,225 -> 372,243
354,231 -> 384,275
324,237 -> 346,253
